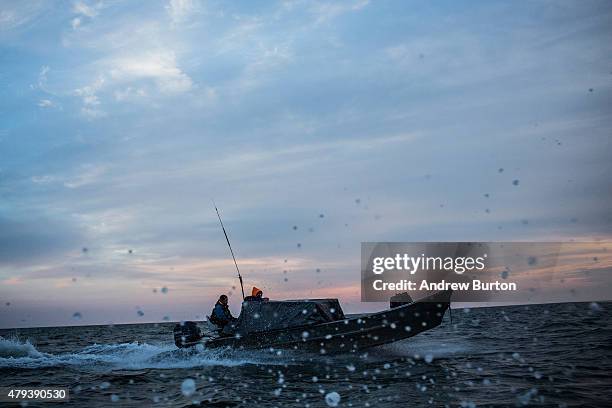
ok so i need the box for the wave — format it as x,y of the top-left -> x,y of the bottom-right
0,336 -> 285,370
373,336 -> 472,361
0,336 -> 47,359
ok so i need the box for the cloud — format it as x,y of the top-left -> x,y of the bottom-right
0,1 -> 48,31
30,164 -> 107,189
63,164 -> 107,188
165,0 -> 201,24
309,0 -> 369,24
37,65 -> 49,88
70,1 -> 104,30
72,1 -> 100,19
71,17 -> 81,30
69,44 -> 193,117
0,216 -> 84,267
74,76 -> 106,118
31,175 -> 58,184
108,50 -> 193,93
37,99 -> 55,108
113,86 -> 147,102
33,66 -> 61,109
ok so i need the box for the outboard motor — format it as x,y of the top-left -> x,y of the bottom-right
173,321 -> 201,348
390,292 -> 413,308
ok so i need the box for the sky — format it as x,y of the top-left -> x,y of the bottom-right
0,0 -> 611,328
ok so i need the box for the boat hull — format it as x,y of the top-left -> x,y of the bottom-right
204,289 -> 452,353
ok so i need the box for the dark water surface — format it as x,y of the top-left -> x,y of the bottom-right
1,302 -> 611,407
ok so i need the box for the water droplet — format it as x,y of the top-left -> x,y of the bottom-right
589,302 -> 602,312
181,378 -> 196,397
325,391 -> 341,407
161,287 -> 168,294
512,179 -> 520,186
72,312 -> 82,320
110,394 -> 119,402
425,354 -> 434,363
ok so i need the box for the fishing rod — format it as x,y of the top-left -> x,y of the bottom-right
213,201 -> 246,300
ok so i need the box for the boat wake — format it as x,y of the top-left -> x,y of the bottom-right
0,336 -> 286,370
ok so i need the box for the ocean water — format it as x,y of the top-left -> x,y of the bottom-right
1,302 -> 610,407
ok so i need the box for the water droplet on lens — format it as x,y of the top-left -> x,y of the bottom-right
181,378 -> 196,397
325,391 -> 341,407
589,302 -> 602,312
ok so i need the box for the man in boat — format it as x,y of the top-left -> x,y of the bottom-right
243,286 -> 269,302
209,294 -> 235,329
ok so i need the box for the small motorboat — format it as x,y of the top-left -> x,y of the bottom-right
174,289 -> 452,353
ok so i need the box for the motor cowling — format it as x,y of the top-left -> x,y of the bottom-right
173,321 -> 201,348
